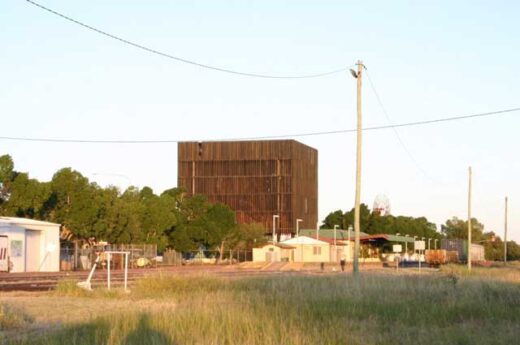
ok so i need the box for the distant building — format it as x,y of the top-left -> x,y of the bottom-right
252,236 -> 329,263
178,140 -> 318,236
441,238 -> 485,262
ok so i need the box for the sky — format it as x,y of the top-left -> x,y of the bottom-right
1,0 -> 519,242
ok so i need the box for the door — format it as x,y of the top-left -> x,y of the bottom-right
25,230 -> 41,272
0,235 -> 8,272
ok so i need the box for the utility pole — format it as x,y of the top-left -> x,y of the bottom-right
351,60 -> 364,275
467,166 -> 472,271
504,196 -> 508,265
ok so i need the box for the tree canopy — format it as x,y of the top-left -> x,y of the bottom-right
0,154 -> 266,254
321,204 -> 439,239
321,205 -> 520,261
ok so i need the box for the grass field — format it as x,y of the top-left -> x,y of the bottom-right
1,265 -> 519,345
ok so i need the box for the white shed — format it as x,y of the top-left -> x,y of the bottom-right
280,236 -> 330,263
0,217 -> 60,273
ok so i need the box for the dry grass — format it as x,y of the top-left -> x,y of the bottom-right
1,265 -> 520,345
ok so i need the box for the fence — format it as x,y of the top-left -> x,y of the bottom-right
60,245 -> 253,270
60,244 -> 157,271
161,249 -> 253,266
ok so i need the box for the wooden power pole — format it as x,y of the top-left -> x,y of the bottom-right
352,60 -> 364,274
504,196 -> 508,265
467,166 -> 472,271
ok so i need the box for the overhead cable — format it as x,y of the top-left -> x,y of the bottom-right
1,107 -> 518,144
365,70 -> 434,181
25,0 -> 351,79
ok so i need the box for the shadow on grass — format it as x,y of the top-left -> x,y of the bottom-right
122,314 -> 172,345
7,314 -> 173,345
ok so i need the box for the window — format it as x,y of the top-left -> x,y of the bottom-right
313,246 -> 321,255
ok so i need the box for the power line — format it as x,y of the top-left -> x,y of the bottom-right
365,70 -> 434,181
1,107 -> 518,144
25,0 -> 352,79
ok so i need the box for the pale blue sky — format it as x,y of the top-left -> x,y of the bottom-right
1,1 -> 519,241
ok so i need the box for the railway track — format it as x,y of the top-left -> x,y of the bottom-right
0,266 -> 304,292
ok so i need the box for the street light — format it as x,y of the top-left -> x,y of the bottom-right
434,239 -> 438,250
296,219 -> 303,237
428,238 -> 432,250
272,215 -> 279,243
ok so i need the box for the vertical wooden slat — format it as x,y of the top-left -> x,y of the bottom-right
178,140 -> 317,234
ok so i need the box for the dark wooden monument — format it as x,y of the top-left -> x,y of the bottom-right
177,140 -> 318,236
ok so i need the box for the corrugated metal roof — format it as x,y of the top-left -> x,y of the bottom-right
281,236 -> 329,245
304,234 -> 348,245
300,229 -> 368,240
360,234 -> 415,243
0,217 -> 60,228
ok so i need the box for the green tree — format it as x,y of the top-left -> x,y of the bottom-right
138,186 -> 177,251
0,154 -> 15,203
235,222 -> 268,250
49,168 -> 100,239
1,173 -> 51,218
441,217 -> 484,241
321,209 -> 344,229
203,203 -> 237,261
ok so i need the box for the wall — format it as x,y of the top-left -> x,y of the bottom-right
40,225 -> 60,272
252,244 -> 281,262
293,244 -> 330,263
0,223 -> 60,272
178,140 -> 318,235
0,225 -> 25,272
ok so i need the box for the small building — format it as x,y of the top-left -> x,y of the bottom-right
0,217 -> 60,273
300,228 -> 366,262
359,234 -> 417,262
441,238 -> 486,262
252,243 -> 296,262
279,236 -> 330,263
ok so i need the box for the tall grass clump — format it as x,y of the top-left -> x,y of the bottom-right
8,273 -> 520,345
0,304 -> 33,331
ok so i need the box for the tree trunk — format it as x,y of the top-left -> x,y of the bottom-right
218,241 -> 225,263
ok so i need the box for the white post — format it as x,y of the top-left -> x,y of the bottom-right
107,252 -> 111,290
468,166 -> 472,271
333,225 -> 338,262
272,215 -> 279,243
347,226 -> 352,261
124,252 -> 129,292
296,219 -> 302,237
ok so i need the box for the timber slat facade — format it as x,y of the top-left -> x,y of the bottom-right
178,140 -> 318,235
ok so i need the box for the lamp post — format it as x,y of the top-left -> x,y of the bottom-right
296,219 -> 303,237
434,239 -> 438,250
413,236 -> 418,259
272,215 -> 279,243
428,238 -> 432,250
